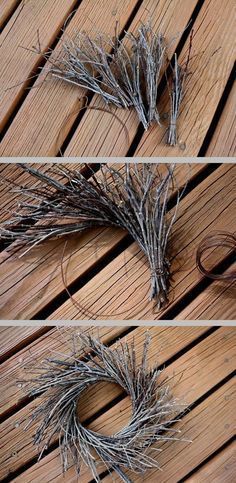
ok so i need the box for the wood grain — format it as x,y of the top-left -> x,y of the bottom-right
0,326 -> 47,360
0,163 -> 204,320
0,0 -> 78,130
47,165 -> 235,320
206,83 -> 236,156
8,327 -> 234,482
176,267 -> 236,320
185,440 -> 236,483
0,0 -> 140,156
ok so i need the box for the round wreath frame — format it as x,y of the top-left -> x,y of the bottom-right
21,333 -> 181,482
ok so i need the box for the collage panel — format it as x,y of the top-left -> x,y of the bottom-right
0,0 -> 234,157
0,161 -> 235,322
0,326 -> 235,482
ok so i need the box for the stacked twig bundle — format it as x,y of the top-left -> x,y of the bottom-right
20,332 -> 183,482
46,23 -> 166,130
167,54 -> 186,146
167,31 -> 193,146
0,163 -> 183,308
39,21 -> 191,144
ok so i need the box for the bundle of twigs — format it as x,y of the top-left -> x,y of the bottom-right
9,19 -> 193,145
20,332 -> 183,482
167,31 -> 193,146
44,22 -> 167,131
0,163 -> 183,308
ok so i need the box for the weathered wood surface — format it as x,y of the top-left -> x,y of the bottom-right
0,326 -> 47,360
0,0 -> 78,130
176,267 -> 236,320
0,326 -> 233,482
0,0 -> 19,29
0,0 -> 234,156
206,82 -> 236,157
185,440 -> 236,483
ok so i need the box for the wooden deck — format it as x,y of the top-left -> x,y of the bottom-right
0,325 -> 235,482
0,162 -> 235,321
0,0 -> 235,157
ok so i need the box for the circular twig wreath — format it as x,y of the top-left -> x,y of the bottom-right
20,333 -> 182,482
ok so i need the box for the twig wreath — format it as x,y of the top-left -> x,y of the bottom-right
20,332 -> 183,482
0,163 -> 186,309
21,20 -> 192,146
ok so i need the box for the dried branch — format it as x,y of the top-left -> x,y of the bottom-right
167,30 -> 193,146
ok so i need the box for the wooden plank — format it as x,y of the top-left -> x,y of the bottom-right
185,440 -> 236,483
64,0 -> 199,157
0,326 -> 47,360
176,267 -> 236,320
206,83 -> 236,156
0,163 -> 204,320
135,0 -> 235,157
8,327 -> 235,482
0,326 -> 209,479
0,0 -> 140,156
47,165 -> 235,320
0,0 -> 78,130
64,0 -> 235,157
0,0 -> 19,29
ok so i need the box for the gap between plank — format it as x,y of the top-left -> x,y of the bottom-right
161,245 -> 236,320
0,326 -> 53,364
0,0 -> 22,32
179,435 -> 236,482
198,64 -> 236,156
